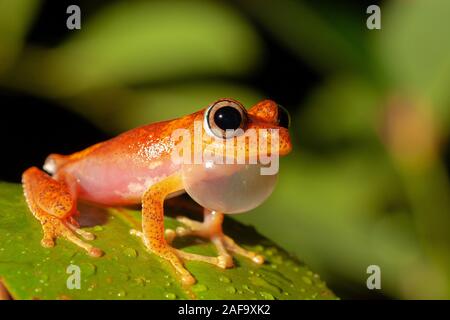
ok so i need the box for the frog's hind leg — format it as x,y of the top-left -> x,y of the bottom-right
170,210 -> 264,267
22,167 -> 102,257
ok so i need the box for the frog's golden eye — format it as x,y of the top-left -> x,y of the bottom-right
204,100 -> 247,139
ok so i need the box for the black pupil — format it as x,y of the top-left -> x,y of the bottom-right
214,106 -> 242,131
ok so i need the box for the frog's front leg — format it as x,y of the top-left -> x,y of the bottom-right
133,173 -> 232,285
169,210 -> 264,267
22,167 -> 102,257
135,173 -> 195,285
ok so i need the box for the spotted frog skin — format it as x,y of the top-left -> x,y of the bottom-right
22,98 -> 292,285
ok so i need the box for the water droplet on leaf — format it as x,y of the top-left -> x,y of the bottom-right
165,292 -> 176,300
192,284 -> 208,293
259,291 -> 275,300
123,247 -> 138,258
225,286 -> 236,294
302,276 -> 312,285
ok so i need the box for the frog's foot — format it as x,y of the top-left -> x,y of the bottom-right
130,229 -> 197,285
131,228 -> 231,270
40,215 -> 102,257
166,211 -> 264,268
22,167 -> 103,258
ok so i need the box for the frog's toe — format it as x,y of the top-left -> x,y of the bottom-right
41,236 -> 55,248
223,235 -> 264,264
217,253 -> 234,269
175,216 -> 217,238
176,216 -> 203,229
130,228 -> 143,238
175,226 -> 191,237
164,229 -> 176,244
67,222 -> 95,240
175,249 -> 230,269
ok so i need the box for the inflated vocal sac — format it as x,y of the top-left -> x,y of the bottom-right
182,161 -> 278,214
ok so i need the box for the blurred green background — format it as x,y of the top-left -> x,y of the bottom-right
0,0 -> 449,299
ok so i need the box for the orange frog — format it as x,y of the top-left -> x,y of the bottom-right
22,98 -> 292,285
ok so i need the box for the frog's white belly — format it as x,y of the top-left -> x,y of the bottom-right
67,156 -> 182,205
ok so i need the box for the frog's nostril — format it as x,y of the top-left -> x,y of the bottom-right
277,104 -> 291,129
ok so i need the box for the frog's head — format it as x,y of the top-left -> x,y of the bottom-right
197,98 -> 292,163
178,99 -> 292,213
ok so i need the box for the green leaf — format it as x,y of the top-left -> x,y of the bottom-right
0,182 -> 336,300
